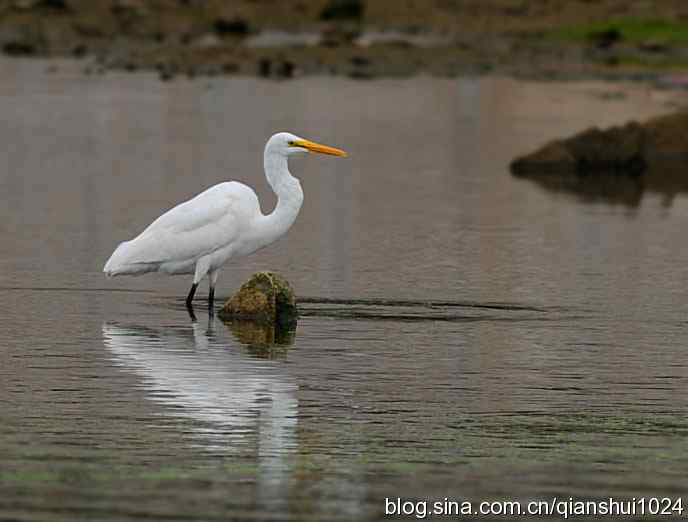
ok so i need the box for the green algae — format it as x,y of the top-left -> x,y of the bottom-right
552,18 -> 688,44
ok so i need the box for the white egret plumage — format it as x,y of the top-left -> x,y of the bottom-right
103,132 -> 347,310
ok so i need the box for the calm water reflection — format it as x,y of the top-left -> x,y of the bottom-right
2,58 -> 688,521
102,320 -> 297,452
513,164 -> 688,209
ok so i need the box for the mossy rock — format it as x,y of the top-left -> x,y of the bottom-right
218,271 -> 297,326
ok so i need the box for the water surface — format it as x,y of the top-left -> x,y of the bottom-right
2,59 -> 688,521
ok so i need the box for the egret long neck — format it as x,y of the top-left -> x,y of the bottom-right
259,151 -> 304,246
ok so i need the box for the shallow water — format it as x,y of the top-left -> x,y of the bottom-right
2,59 -> 688,521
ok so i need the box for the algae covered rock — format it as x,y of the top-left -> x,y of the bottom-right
218,271 -> 297,326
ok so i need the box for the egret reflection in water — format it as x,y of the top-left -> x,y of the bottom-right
101,317 -> 298,478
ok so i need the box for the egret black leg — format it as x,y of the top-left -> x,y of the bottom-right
186,283 -> 198,308
208,286 -> 215,315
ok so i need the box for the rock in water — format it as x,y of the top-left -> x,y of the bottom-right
219,272 -> 297,326
510,111 -> 688,176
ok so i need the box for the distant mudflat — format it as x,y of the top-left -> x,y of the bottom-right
3,0 -> 688,80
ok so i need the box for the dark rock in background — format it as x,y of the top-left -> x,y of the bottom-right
511,112 -> 688,176
213,17 -> 250,37
320,0 -> 363,21
511,112 -> 688,207
3,41 -> 36,55
589,28 -> 622,49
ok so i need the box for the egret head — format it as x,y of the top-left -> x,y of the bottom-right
267,132 -> 347,158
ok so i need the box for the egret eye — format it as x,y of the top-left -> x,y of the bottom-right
288,140 -> 295,146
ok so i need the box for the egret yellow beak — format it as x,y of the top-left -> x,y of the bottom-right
293,139 -> 347,157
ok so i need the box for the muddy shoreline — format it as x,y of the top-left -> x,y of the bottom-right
2,0 -> 688,80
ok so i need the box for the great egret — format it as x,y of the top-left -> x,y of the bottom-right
103,132 -> 347,310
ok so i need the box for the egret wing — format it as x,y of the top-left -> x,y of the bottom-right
123,182 -> 256,265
